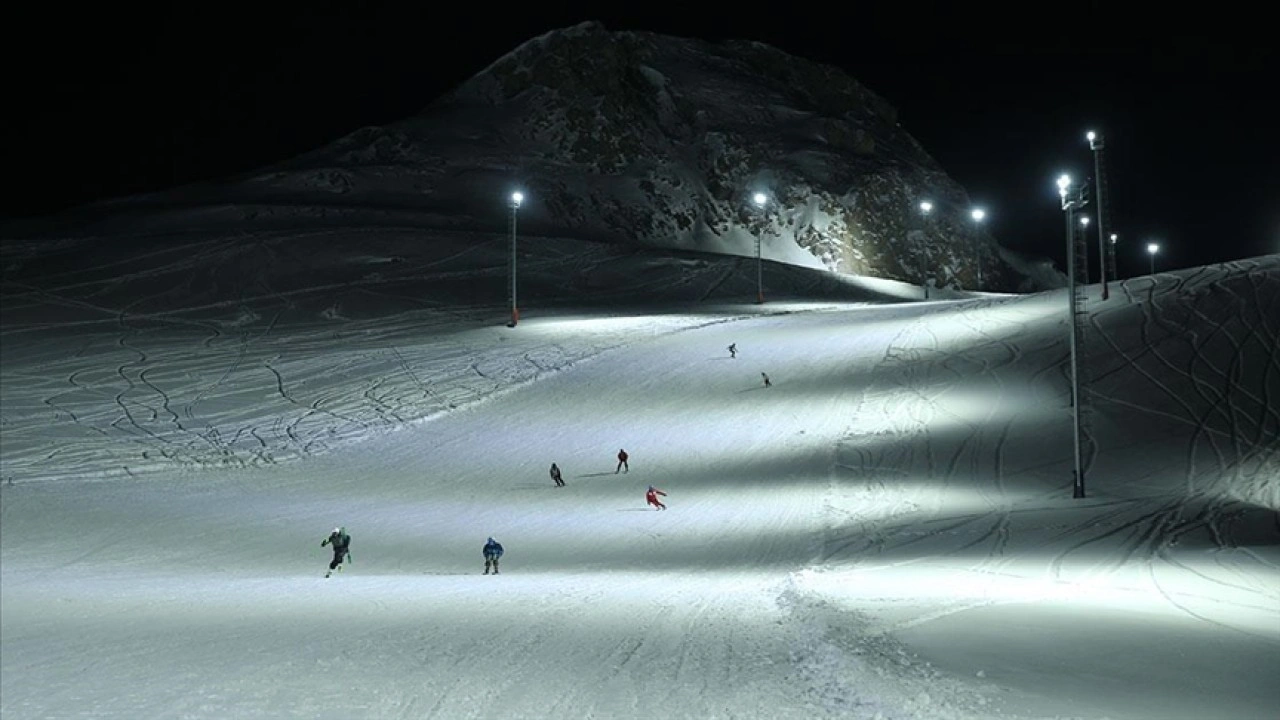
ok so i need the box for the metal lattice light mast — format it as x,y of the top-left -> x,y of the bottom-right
1108,233 -> 1119,281
1058,174 -> 1087,499
508,191 -> 523,327
970,207 -> 986,289
753,192 -> 767,304
1079,215 -> 1091,260
919,200 -> 933,299
1087,131 -> 1111,300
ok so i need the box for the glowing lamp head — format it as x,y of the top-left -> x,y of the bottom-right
919,201 -> 933,214
511,191 -> 524,208
1057,175 -> 1071,197
971,208 -> 986,222
1080,216 -> 1090,226
1086,131 -> 1096,142
752,192 -> 767,208
1110,233 -> 1118,243
1147,243 -> 1160,255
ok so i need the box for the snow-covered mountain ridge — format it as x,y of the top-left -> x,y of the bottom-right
7,21 -> 1049,292
297,21 -> 1020,289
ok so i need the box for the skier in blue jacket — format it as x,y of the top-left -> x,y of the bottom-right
483,537 -> 504,575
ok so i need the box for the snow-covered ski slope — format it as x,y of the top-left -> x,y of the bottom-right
2,231 -> 1277,719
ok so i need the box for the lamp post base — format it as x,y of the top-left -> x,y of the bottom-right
756,291 -> 765,304
508,308 -> 519,328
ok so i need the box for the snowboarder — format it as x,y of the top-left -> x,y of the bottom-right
761,372 -> 772,388
616,449 -> 629,474
550,462 -> 564,487
728,343 -> 737,358
483,537 -> 504,575
321,526 -> 352,578
646,486 -> 668,510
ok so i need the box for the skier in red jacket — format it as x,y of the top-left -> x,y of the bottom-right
646,486 -> 667,510
616,449 -> 629,474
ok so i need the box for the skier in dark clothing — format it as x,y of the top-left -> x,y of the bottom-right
728,343 -> 737,358
761,372 -> 772,388
616,449 -> 629,474
483,537 -> 504,575
550,462 -> 564,487
321,526 -> 351,578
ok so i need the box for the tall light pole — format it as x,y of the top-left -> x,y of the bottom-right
1147,242 -> 1159,276
1058,174 -> 1086,499
1109,233 -> 1119,281
919,200 -> 933,299
1087,131 -> 1111,300
508,191 -> 523,327
1079,215 -> 1091,286
1079,216 -> 1091,268
970,207 -> 986,289
753,192 -> 767,304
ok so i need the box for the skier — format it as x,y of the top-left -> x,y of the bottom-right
728,343 -> 737,359
616,448 -> 629,474
321,526 -> 352,578
483,537 -> 504,575
761,372 -> 772,388
646,486 -> 668,510
550,462 -> 564,487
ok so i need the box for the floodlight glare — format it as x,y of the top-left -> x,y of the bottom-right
1110,233 -> 1118,243
1147,243 -> 1159,255
1080,215 -> 1090,226
511,192 -> 524,207
1086,131 -> 1096,142
753,192 -> 767,207
971,208 -> 986,222
919,201 -> 933,214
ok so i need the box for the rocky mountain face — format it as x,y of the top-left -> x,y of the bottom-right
30,21 -> 1053,292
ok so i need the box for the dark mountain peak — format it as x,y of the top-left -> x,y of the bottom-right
11,22 -> 1055,293
448,21 -> 898,129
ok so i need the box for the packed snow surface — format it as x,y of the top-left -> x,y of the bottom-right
2,235 -> 1277,719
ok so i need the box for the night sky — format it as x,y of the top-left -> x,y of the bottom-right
8,6 -> 1276,277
